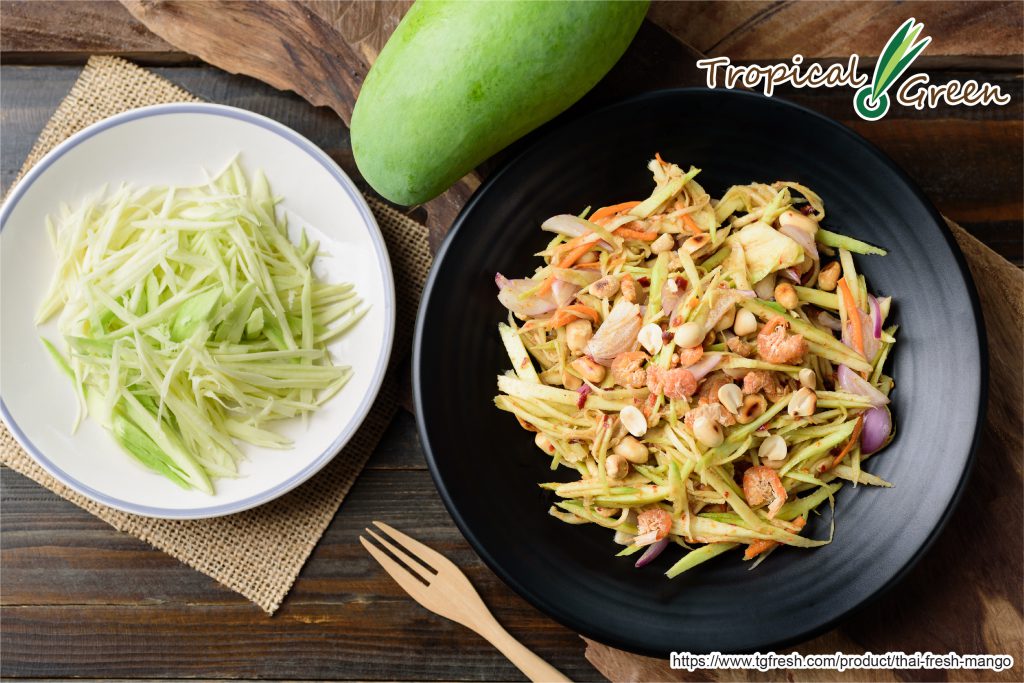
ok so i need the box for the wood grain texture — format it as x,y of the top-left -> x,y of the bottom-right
305,0 -> 411,67
120,0 -> 366,123
648,0 -> 1024,61
0,0 -> 179,61
1,446 -> 597,681
113,1 -> 412,122
7,1 -> 1022,64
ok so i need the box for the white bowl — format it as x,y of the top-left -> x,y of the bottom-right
0,103 -> 395,519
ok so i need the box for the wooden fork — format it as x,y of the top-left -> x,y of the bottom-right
360,521 -> 572,683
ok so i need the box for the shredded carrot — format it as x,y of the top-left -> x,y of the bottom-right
565,303 -> 600,323
827,415 -> 864,470
613,226 -> 658,241
744,516 -> 806,560
681,213 -> 702,235
538,241 -> 596,294
535,278 -> 556,296
574,261 -> 602,270
546,310 -> 573,328
558,241 -> 596,269
590,201 -> 641,223
655,152 -> 664,164
561,233 -> 590,250
553,233 -> 589,260
838,278 -> 864,357
547,304 -> 600,328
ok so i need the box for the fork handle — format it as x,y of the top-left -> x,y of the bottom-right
473,615 -> 572,682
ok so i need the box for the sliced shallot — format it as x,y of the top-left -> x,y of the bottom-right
495,273 -> 557,317
586,299 -> 642,364
836,364 -> 889,407
779,222 -> 819,262
687,353 -> 722,381
634,538 -> 669,568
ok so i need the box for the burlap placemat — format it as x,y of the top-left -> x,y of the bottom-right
0,56 -> 433,614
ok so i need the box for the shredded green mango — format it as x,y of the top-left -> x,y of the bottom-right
37,159 -> 366,494
493,155 -> 898,578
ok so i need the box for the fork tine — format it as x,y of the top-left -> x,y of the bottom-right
359,536 -> 430,601
364,533 -> 571,683
366,528 -> 435,583
373,521 -> 453,572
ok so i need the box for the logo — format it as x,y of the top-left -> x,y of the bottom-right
854,19 -> 931,120
696,18 -> 1010,121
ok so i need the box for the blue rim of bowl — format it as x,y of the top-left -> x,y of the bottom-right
412,87 -> 987,656
0,102 -> 396,520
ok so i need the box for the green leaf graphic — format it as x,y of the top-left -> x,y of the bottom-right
872,19 -> 913,98
889,39 -> 930,88
871,18 -> 930,100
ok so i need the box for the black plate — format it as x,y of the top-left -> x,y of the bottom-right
413,89 -> 985,656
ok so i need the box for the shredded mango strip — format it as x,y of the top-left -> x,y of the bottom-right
37,159 -> 366,494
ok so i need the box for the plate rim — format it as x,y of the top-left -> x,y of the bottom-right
0,102 -> 396,520
413,87 -> 987,656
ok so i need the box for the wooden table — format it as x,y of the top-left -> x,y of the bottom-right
2,2 -> 1021,681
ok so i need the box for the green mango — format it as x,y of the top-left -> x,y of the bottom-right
111,408 -> 191,490
351,0 -> 648,205
169,285 -> 221,342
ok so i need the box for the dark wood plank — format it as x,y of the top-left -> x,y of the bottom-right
0,0 -> 184,63
0,413 -> 427,609
2,601 -> 584,681
0,65 -> 347,190
648,0 -> 1024,60
368,409 -> 425,470
1,440 -> 598,681
0,66 -> 83,191
7,1 -> 1023,64
117,1 -> 410,125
